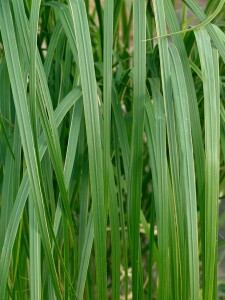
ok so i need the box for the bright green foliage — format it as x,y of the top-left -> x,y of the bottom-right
0,1 -> 225,299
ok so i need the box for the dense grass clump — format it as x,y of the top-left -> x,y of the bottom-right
0,0 -> 225,299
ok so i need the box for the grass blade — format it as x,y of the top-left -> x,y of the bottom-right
29,1 -> 42,298
169,44 -> 200,300
145,79 -> 169,299
29,195 -> 41,300
68,1 -> 107,298
195,28 -> 220,300
128,1 -> 146,297
103,0 -> 114,217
